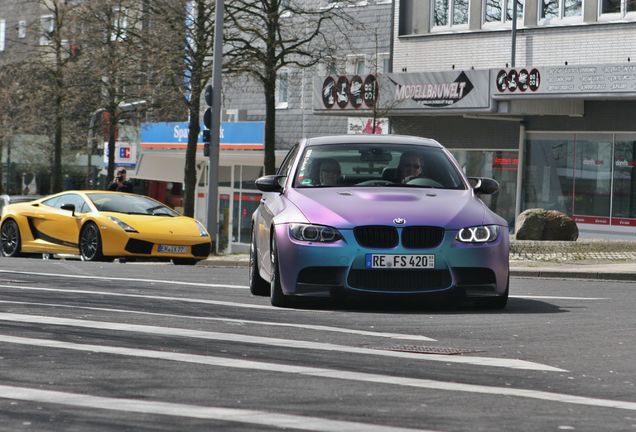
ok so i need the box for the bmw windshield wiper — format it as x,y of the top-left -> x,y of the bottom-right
386,183 -> 435,188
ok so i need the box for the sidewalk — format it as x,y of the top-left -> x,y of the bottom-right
202,240 -> 636,281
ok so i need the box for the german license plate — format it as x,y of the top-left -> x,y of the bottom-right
157,244 -> 188,254
365,254 -> 435,269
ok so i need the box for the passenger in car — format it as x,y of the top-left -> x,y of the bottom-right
317,158 -> 342,186
397,152 -> 423,183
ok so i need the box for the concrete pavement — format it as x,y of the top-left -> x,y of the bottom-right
203,239 -> 636,281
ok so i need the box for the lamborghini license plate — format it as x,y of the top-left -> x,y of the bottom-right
158,244 -> 188,254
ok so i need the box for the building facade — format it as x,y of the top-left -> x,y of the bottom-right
385,0 -> 636,239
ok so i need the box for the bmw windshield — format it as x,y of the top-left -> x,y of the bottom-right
292,144 -> 466,189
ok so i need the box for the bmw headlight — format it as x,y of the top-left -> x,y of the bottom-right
195,220 -> 209,237
289,223 -> 343,243
456,225 -> 499,243
107,216 -> 138,233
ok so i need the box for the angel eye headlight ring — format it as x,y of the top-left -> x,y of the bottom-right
456,225 -> 499,243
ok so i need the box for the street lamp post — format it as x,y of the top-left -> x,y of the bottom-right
206,0 -> 224,254
86,108 -> 104,189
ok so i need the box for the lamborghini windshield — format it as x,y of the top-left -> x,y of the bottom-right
87,193 -> 179,217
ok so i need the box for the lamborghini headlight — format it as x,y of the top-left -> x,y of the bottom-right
456,225 -> 499,243
107,216 -> 138,233
195,220 -> 209,237
289,223 -> 343,243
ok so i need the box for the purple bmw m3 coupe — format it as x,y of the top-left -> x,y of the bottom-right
250,135 -> 509,309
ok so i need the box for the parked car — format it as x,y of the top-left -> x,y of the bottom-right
0,191 -> 211,264
0,194 -> 42,215
250,135 -> 509,308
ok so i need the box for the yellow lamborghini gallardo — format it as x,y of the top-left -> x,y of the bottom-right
0,191 -> 211,265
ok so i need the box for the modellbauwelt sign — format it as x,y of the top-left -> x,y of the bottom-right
314,70 -> 492,114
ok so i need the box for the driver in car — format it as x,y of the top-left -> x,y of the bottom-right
318,158 -> 342,186
397,152 -> 423,183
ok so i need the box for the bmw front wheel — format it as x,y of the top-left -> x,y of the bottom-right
270,238 -> 291,307
249,231 -> 270,296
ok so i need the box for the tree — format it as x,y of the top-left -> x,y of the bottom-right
28,0 -> 85,193
146,0 -> 215,217
78,0 -> 151,185
224,0 -> 356,174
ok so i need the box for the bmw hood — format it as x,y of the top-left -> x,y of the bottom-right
286,187 -> 493,230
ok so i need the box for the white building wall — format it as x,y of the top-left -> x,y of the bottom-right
394,1 -> 636,72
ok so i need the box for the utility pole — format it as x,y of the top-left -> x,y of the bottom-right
511,0 -> 518,68
206,0 -> 224,254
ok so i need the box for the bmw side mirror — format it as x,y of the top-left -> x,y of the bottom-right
468,177 -> 499,195
255,175 -> 286,193
61,203 -> 76,216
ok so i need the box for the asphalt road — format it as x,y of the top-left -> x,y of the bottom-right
0,257 -> 634,432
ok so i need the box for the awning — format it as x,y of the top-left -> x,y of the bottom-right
132,153 -> 186,182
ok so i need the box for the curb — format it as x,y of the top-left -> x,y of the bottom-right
199,259 -> 636,281
510,269 -> 636,281
199,259 -> 249,268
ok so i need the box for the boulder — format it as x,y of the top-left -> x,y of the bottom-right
515,208 -> 579,241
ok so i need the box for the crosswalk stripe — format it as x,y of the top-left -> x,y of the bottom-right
0,284 -> 281,311
0,269 -> 249,290
0,335 -> 633,411
0,384 -> 432,432
511,295 -> 607,300
0,312 -> 563,371
0,300 -> 436,342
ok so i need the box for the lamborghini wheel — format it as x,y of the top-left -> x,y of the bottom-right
1,219 -> 22,257
80,222 -> 105,262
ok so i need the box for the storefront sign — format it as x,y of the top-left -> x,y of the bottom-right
573,215 -> 610,225
347,117 -> 389,135
493,63 -> 636,98
103,141 -> 136,166
140,121 -> 265,150
314,70 -> 492,114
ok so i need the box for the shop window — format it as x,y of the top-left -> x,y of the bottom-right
612,135 -> 636,221
572,135 -> 612,219
433,0 -> 469,27
484,0 -> 524,25
540,0 -> 582,22
522,134 -> 575,214
451,149 -> 518,229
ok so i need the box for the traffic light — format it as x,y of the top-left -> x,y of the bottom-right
202,84 -> 213,157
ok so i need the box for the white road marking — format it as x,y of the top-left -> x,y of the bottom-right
0,284 -> 280,311
0,312 -> 563,371
1,335 -> 634,412
0,269 -> 249,290
0,384 -> 430,432
0,300 -> 436,342
511,295 -> 608,300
